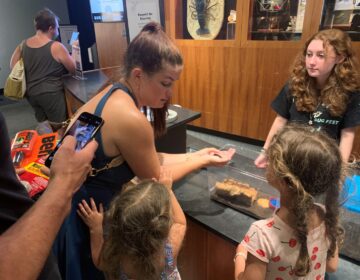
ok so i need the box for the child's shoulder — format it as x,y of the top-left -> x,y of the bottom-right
251,217 -> 275,228
249,216 -> 280,235
249,214 -> 294,235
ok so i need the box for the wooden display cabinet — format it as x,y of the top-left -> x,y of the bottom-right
177,218 -> 236,280
164,0 -> 360,157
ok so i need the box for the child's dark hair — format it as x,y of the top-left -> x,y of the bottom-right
34,8 -> 59,32
267,124 -> 345,276
123,22 -> 183,138
100,180 -> 171,280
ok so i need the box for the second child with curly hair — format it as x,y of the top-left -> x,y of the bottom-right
77,169 -> 185,280
235,124 -> 345,280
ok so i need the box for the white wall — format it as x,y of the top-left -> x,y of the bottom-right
0,0 -> 69,88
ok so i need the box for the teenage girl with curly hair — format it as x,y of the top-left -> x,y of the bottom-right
255,29 -> 360,168
236,124 -> 346,280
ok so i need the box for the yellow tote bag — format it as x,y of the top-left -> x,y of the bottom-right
4,42 -> 26,100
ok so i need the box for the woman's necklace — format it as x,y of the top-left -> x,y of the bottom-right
309,111 -> 315,125
308,103 -> 324,126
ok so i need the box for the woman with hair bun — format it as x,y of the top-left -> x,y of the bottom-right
53,22 -> 234,280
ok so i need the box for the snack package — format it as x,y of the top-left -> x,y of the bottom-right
11,131 -> 58,168
19,158 -> 49,198
12,131 -> 58,197
11,130 -> 37,167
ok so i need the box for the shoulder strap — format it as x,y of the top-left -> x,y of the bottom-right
94,82 -> 138,117
93,82 -> 138,158
19,40 -> 25,59
90,155 -> 125,177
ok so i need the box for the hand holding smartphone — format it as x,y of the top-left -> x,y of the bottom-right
45,112 -> 103,168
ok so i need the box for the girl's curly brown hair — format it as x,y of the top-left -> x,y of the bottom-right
100,180 -> 171,280
267,124 -> 346,276
289,29 -> 360,116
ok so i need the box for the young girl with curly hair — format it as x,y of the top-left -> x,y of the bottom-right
77,169 -> 185,280
236,124 -> 345,280
255,29 -> 360,168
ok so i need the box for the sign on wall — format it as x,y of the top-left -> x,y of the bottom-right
125,0 -> 162,41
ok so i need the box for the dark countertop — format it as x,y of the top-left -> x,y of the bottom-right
63,67 -> 122,103
62,67 -> 201,129
165,106 -> 200,129
174,135 -> 270,243
175,135 -> 360,279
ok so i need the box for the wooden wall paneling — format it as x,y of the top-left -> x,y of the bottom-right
239,0 -> 252,45
166,0 -> 176,37
173,43 -> 299,139
64,89 -> 83,117
351,42 -> 360,156
165,1 -> 360,156
163,0 -> 171,34
177,218 -> 237,280
174,0 -> 183,38
177,218 -> 208,280
94,22 -> 128,68
207,230 -> 236,280
353,127 -> 360,158
302,0 -> 324,40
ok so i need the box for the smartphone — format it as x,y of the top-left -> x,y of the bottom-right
45,112 -> 104,168
69,31 -> 79,45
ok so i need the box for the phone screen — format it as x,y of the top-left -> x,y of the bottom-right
45,112 -> 103,167
69,31 -> 79,45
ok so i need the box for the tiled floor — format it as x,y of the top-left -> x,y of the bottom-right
1,98 -> 359,279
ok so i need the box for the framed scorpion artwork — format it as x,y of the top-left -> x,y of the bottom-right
187,0 -> 225,40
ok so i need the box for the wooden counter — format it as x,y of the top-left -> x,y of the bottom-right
62,67 -> 201,153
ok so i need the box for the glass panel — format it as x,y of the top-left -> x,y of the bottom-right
248,0 -> 307,41
320,0 -> 360,41
175,0 -> 237,40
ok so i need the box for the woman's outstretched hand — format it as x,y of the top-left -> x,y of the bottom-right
195,147 -> 236,167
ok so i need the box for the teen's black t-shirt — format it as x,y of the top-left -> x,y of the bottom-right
271,83 -> 360,140
0,112 -> 61,279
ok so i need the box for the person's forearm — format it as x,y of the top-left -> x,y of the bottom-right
89,228 -> 104,268
169,190 -> 186,226
168,191 -> 186,260
0,177 -> 73,280
339,128 -> 355,163
165,153 -> 208,181
263,115 -> 287,149
235,258 -> 246,280
234,244 -> 248,280
158,152 -> 188,165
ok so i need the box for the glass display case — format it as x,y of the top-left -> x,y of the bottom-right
175,0 -> 237,40
248,0 -> 307,41
320,0 -> 360,41
207,144 -> 279,219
